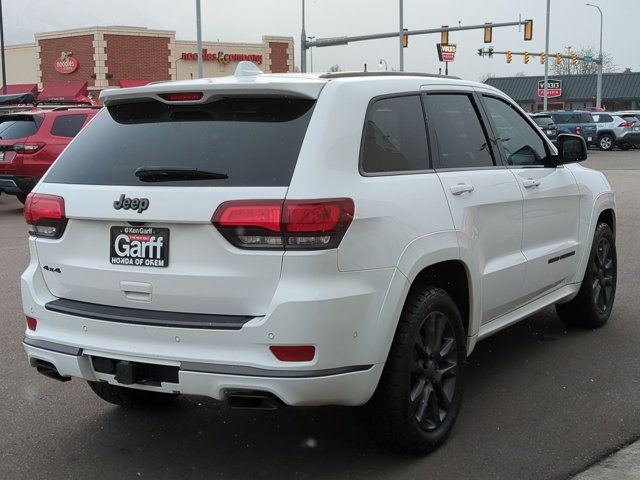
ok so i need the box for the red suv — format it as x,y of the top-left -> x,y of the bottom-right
0,106 -> 99,203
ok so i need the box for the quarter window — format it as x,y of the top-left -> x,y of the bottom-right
424,94 -> 494,169
483,96 -> 547,166
361,95 -> 429,174
51,114 -> 88,137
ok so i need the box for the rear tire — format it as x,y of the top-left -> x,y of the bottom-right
556,222 -> 616,328
88,381 -> 179,408
598,134 -> 614,151
364,287 -> 466,454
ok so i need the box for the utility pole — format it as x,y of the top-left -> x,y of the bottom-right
195,0 -> 203,79
399,0 -> 404,72
308,36 -> 315,72
543,0 -> 551,111
586,3 -> 603,109
0,0 -> 7,94
301,0 -> 307,72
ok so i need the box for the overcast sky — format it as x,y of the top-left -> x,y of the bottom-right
3,0 -> 639,81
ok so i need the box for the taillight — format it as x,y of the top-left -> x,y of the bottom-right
618,121 -> 632,127
574,126 -> 582,134
270,345 -> 316,362
212,198 -> 355,250
26,316 -> 37,331
13,142 -> 45,154
24,193 -> 67,239
159,92 -> 204,102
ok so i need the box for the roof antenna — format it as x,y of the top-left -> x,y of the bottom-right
234,61 -> 264,77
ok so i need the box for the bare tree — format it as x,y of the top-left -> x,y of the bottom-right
551,46 -> 617,75
479,73 -> 495,83
514,71 -> 526,77
328,64 -> 341,72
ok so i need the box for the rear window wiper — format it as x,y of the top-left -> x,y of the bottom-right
135,166 -> 228,182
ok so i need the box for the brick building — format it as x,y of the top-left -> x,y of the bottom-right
0,26 -> 294,99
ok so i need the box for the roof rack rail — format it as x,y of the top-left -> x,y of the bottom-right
318,71 -> 460,80
50,105 -> 102,112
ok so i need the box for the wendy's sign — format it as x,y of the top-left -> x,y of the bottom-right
54,52 -> 80,74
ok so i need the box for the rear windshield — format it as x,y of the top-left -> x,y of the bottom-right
532,116 -> 554,127
552,113 -> 594,124
0,115 -> 43,139
44,97 -> 315,187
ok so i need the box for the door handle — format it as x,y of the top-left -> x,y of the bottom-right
450,183 -> 475,195
522,178 -> 541,189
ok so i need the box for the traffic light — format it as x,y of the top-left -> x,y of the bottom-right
484,23 -> 493,44
506,50 -> 512,63
441,27 -> 449,45
540,51 -> 546,64
524,51 -> 530,64
571,52 -> 577,65
402,28 -> 408,48
556,52 -> 562,64
524,19 -> 533,41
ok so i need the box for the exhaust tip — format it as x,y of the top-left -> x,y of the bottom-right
34,359 -> 72,382
226,391 -> 283,410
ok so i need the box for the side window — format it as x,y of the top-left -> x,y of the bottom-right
361,95 -> 429,174
51,114 -> 88,137
598,114 -> 613,123
482,96 -> 547,166
424,93 -> 494,169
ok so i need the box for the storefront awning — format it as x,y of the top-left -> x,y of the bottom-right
119,80 -> 153,88
0,83 -> 38,95
38,81 -> 88,101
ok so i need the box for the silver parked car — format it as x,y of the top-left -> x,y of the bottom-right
591,112 -> 640,151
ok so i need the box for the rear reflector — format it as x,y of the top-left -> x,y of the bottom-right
24,193 -> 67,239
26,316 -> 37,331
270,345 -> 316,362
212,198 -> 354,250
159,92 -> 204,102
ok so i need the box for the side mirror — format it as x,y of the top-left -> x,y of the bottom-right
556,134 -> 587,164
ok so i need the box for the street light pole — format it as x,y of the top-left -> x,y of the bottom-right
399,0 -> 404,72
586,3 -> 603,109
543,0 -> 551,111
195,0 -> 203,79
0,0 -> 7,94
308,36 -> 315,72
301,0 -> 307,73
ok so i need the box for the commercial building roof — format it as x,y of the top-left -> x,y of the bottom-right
485,72 -> 640,102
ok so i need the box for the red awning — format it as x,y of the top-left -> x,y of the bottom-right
38,81 -> 88,101
0,83 -> 38,95
119,80 -> 153,88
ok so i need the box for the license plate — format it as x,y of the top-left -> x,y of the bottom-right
587,136 -> 593,142
110,226 -> 169,268
0,152 -> 4,161
546,130 -> 553,135
634,127 -> 640,132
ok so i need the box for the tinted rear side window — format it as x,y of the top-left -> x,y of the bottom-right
0,116 -> 43,139
532,116 -> 554,127
45,97 -> 315,187
424,94 -> 494,169
51,114 -> 87,137
361,95 -> 429,173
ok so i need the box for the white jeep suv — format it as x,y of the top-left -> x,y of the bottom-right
21,65 -> 617,453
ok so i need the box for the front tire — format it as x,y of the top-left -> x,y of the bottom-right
365,287 -> 466,454
556,222 -> 616,328
88,381 -> 179,408
598,134 -> 614,151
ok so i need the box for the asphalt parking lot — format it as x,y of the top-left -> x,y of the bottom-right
1,149 -> 639,480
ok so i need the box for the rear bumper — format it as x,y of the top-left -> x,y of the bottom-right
0,174 -> 36,194
23,337 -> 383,406
617,132 -> 640,145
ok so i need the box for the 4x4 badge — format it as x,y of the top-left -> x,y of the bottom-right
113,194 -> 149,213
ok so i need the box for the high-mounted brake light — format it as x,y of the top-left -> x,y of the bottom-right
159,92 -> 204,102
212,198 -> 355,250
24,193 -> 67,239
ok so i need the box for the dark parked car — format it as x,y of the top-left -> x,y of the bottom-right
546,111 -> 598,147
529,113 -> 558,143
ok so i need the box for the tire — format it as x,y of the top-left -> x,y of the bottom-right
556,222 -> 617,328
16,192 -> 28,204
364,287 -> 466,454
88,381 -> 179,408
598,134 -> 614,151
